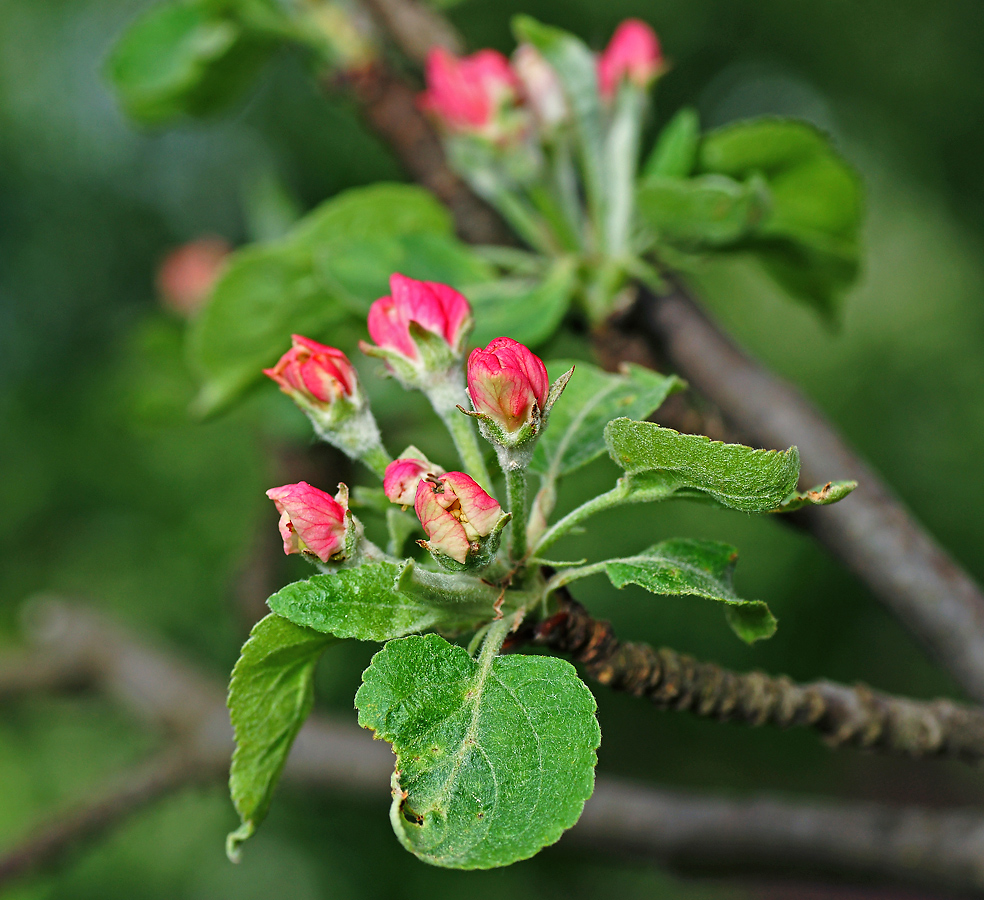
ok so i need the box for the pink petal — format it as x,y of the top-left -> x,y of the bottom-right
414,478 -> 471,563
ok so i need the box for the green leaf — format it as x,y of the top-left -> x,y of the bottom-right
697,117 -> 863,316
319,232 -> 493,316
637,173 -> 770,247
598,539 -> 776,642
227,613 -> 336,860
106,2 -> 275,125
356,634 -> 600,868
642,107 -> 700,179
187,184 -> 464,415
605,418 -> 800,512
512,17 -> 606,226
470,258 -> 577,349
531,362 -> 683,477
267,562 -> 495,641
187,241 -> 350,417
775,479 -> 857,512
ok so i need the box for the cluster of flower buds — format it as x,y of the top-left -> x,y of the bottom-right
418,19 -> 663,142
360,273 -> 473,390
264,273 -> 573,574
465,337 -> 571,469
384,456 -> 508,569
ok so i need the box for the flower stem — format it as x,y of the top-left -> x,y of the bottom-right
425,375 -> 495,493
531,484 -> 627,558
476,617 -> 510,665
505,466 -> 528,563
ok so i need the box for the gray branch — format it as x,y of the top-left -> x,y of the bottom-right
3,600 -> 984,893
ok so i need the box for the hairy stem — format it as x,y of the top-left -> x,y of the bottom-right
517,592 -> 984,764
424,376 -> 495,492
532,485 -> 625,557
505,466 -> 528,562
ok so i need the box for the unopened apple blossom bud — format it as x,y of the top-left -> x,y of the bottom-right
466,337 -> 573,469
512,44 -> 568,132
360,274 -> 473,388
414,471 -> 509,569
266,481 -> 350,563
419,47 -> 528,144
383,447 -> 445,507
265,336 -> 389,476
156,237 -> 230,317
597,19 -> 663,101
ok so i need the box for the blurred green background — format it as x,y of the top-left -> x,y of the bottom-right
2,0 -> 984,896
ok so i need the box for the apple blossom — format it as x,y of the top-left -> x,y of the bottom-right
266,481 -> 349,563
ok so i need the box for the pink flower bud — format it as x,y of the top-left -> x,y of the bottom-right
383,448 -> 445,507
467,337 -> 550,436
597,19 -> 663,100
156,237 -> 230,317
362,274 -> 472,382
512,44 -> 568,131
414,472 -> 505,565
266,481 -> 349,563
419,47 -> 524,142
264,336 -> 359,411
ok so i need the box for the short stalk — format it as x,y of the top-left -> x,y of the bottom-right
476,617 -> 511,665
505,466 -> 529,563
424,376 -> 495,492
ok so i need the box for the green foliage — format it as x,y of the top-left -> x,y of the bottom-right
637,174 -> 770,247
227,614 -> 336,860
605,418 -> 801,512
470,259 -> 577,349
106,0 -> 278,125
596,539 -> 776,642
531,360 -> 683,476
188,184 -> 467,415
266,562 -> 497,642
697,118 -> 863,316
642,107 -> 701,179
356,634 -> 600,869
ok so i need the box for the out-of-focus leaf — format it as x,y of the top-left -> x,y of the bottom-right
590,539 -> 776,643
188,184 -> 471,416
605,418 -> 800,512
530,361 -> 683,476
697,117 -> 863,316
637,173 -> 770,246
356,634 -> 600,868
642,107 -> 700,179
227,613 -> 336,860
106,1 -> 276,125
469,258 -> 578,349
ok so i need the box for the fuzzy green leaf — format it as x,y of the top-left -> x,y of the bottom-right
470,259 -> 577,349
637,173 -> 770,247
267,562 -> 495,641
106,2 -> 275,125
531,362 -> 683,477
642,107 -> 700,179
356,634 -> 600,868
605,418 -> 800,512
599,539 -> 776,642
227,613 -> 336,860
775,479 -> 857,512
697,117 -> 862,316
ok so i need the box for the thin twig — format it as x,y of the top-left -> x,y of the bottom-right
0,750 -> 221,888
344,0 -> 984,704
512,592 -> 984,763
